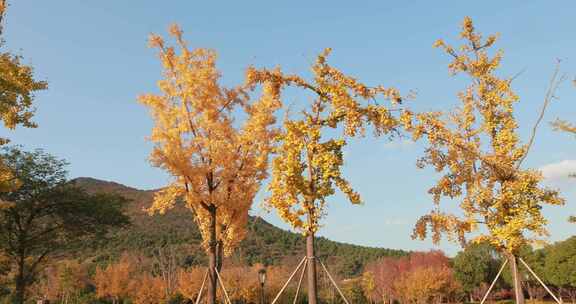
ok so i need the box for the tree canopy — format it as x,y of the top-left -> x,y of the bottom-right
139,24 -> 281,304
409,17 -> 564,254
0,147 -> 130,303
140,24 -> 281,256
453,242 -> 500,298
247,48 -> 408,235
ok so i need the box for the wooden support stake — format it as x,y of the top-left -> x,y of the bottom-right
195,269 -> 209,304
214,267 -> 232,304
293,259 -> 308,304
519,258 -> 562,304
271,256 -> 307,304
480,259 -> 509,304
319,260 -> 350,304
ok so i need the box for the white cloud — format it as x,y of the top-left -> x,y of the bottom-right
539,160 -> 576,182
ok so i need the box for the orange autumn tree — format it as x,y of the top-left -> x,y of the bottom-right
177,267 -> 206,302
408,17 -> 564,304
247,49 -> 409,304
394,266 -> 460,304
139,24 -> 280,304
130,274 -> 168,304
94,255 -> 136,304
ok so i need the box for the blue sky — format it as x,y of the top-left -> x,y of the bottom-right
3,1 -> 575,255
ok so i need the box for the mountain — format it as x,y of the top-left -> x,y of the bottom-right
72,177 -> 409,277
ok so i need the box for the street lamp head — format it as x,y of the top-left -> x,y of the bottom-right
258,268 -> 267,284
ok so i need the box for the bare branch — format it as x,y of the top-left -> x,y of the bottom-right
517,61 -> 566,168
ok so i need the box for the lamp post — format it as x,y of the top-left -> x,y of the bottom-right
258,268 -> 267,304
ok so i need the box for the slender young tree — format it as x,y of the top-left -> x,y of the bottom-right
139,24 -> 281,304
0,0 -> 47,198
247,49 -> 409,303
409,17 -> 565,304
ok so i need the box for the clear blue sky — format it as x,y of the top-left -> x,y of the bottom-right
4,1 -> 575,255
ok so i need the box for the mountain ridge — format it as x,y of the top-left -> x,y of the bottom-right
72,177 -> 409,276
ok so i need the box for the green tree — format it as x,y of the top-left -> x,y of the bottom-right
0,252 -> 9,297
500,245 -> 541,300
521,248 -> 548,302
544,237 -> 576,303
0,147 -> 130,304
343,278 -> 369,304
453,242 -> 500,302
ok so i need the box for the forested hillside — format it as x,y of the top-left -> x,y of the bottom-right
73,177 -> 408,276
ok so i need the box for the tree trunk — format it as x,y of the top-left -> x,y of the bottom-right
207,207 -> 218,304
526,283 -> 534,301
216,239 -> 223,273
306,232 -> 318,304
14,254 -> 27,304
14,279 -> 25,304
508,253 -> 525,304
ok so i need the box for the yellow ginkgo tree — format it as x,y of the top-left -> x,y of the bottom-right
246,49 -> 410,304
139,25 -> 281,304
0,0 -> 47,204
408,17 -> 565,304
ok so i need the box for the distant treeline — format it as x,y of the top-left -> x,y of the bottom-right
2,237 -> 574,304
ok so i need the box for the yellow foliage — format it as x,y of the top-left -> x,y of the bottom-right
247,48 -> 410,234
177,267 -> 206,301
409,17 -> 564,253
0,0 -> 47,195
0,157 -> 20,200
394,266 -> 460,304
221,265 -> 260,303
130,273 -> 169,304
552,119 -> 576,135
139,24 -> 281,254
31,260 -> 89,303
94,254 -> 137,303
361,271 -> 378,303
177,264 -> 290,303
